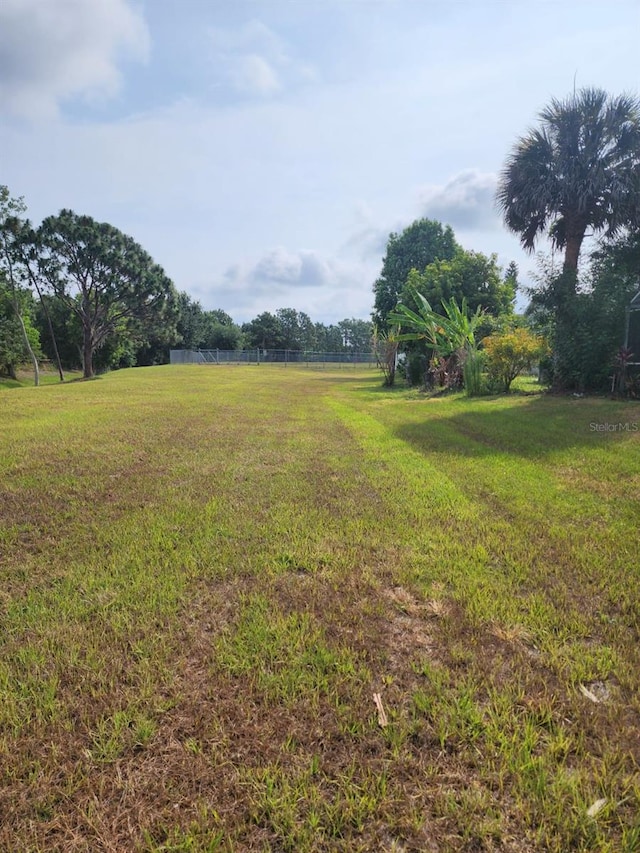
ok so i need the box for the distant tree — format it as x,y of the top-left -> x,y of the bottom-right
242,308 -> 316,351
38,210 -> 175,378
275,308 -> 312,351
175,293 -> 205,350
209,308 -> 234,326
296,311 -> 317,351
338,318 -> 373,351
314,322 -> 343,352
174,297 -> 242,352
242,311 -> 374,353
242,312 -> 284,350
0,274 -> 41,379
372,219 -> 459,329
503,261 -> 519,297
129,288 -> 180,365
0,187 -> 42,385
200,315 -> 242,350
276,308 -> 300,350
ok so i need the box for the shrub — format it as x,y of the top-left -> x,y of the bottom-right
483,328 -> 549,392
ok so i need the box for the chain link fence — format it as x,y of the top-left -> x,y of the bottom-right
170,349 -> 377,367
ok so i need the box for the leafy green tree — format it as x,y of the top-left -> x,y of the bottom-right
338,318 -> 373,351
242,308 -> 315,351
483,328 -> 549,392
0,187 -> 42,385
503,261 -> 519,299
33,293 -> 82,370
200,315 -> 242,350
209,309 -> 234,326
128,288 -> 180,366
275,308 -> 315,350
175,293 -> 207,350
242,312 -> 284,349
524,234 -> 640,392
574,234 -> 639,391
401,248 -> 515,320
297,311 -> 317,351
0,285 -> 24,379
0,274 -> 41,379
372,218 -> 459,329
395,249 -> 514,387
38,210 -> 175,378
313,322 -> 343,352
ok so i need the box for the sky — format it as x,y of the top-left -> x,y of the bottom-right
1,0 -> 639,325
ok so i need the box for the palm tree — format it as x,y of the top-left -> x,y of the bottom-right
496,88 -> 640,289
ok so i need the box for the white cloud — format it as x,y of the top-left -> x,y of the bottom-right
251,247 -> 331,287
207,18 -> 316,98
218,247 -> 339,299
0,0 -> 150,119
211,246 -> 375,323
340,224 -> 391,263
208,19 -> 286,59
233,55 -> 281,96
417,170 -> 500,231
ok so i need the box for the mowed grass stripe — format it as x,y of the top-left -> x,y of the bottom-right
0,366 -> 639,851
330,378 -> 640,685
0,367 -> 404,850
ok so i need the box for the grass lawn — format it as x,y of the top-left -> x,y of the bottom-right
0,365 -> 639,852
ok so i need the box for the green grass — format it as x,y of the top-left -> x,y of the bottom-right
0,365 -> 83,390
0,365 -> 639,851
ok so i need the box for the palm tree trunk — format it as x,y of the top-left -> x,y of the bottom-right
548,223 -> 589,390
561,222 -> 587,290
563,236 -> 582,278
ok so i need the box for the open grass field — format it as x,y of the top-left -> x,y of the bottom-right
1,365 -> 639,852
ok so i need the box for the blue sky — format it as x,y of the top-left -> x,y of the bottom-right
2,0 -> 639,323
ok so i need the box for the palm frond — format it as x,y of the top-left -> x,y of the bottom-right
496,88 -> 640,264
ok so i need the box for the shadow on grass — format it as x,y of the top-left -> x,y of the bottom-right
0,372 -> 100,391
313,372 -> 410,394
392,393 -> 640,461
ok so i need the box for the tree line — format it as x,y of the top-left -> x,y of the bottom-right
0,189 -> 373,383
3,88 -> 639,393
374,87 -> 640,394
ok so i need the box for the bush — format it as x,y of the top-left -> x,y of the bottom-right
483,328 -> 548,392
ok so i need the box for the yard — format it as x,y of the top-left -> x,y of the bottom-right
0,366 -> 638,851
